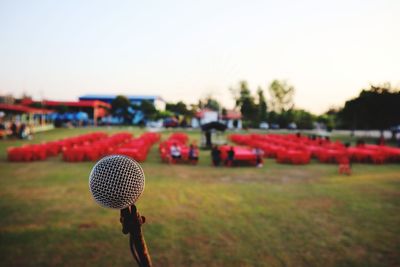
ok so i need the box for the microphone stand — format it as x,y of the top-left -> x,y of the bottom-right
120,205 -> 152,267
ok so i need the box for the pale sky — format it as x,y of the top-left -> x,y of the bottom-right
0,0 -> 399,114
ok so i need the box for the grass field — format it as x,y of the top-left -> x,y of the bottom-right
0,127 -> 399,267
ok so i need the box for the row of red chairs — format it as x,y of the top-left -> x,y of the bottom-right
114,132 -> 161,162
7,144 -> 47,161
347,144 -> 400,163
62,132 -> 133,162
229,134 -> 317,165
276,149 -> 311,165
229,133 -> 400,165
229,134 -> 342,164
7,132 -> 108,162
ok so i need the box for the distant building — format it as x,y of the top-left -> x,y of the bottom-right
20,98 -> 110,125
41,100 -> 110,124
0,94 -> 15,104
79,94 -> 166,111
192,109 -> 219,127
192,108 -> 242,129
0,103 -> 54,132
221,110 -> 242,129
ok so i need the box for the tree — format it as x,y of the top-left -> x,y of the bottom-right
268,80 -> 295,113
155,110 -> 174,119
292,109 -> 315,129
317,108 -> 338,131
140,100 -> 157,119
231,81 -> 258,125
111,95 -> 130,114
338,83 -> 400,134
257,87 -> 268,122
111,95 -> 132,124
204,96 -> 220,111
197,96 -> 220,111
197,100 -> 204,109
276,109 -> 295,128
30,102 -> 43,109
268,111 -> 279,124
166,101 -> 192,116
221,107 -> 227,116
56,105 -> 68,114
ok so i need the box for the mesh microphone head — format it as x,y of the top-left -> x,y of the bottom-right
89,155 -> 145,209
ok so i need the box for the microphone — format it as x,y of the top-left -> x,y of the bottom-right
89,155 -> 152,267
89,155 -> 145,209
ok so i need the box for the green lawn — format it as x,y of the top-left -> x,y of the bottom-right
0,128 -> 399,267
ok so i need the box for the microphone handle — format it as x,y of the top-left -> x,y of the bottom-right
121,205 -> 152,267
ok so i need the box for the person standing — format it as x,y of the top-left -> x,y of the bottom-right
225,146 -> 235,167
188,144 -> 199,164
211,145 -> 221,166
253,147 -> 264,167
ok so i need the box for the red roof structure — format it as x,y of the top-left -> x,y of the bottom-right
42,100 -> 110,109
41,100 -> 111,122
222,110 -> 242,120
195,108 -> 216,118
195,109 -> 242,120
0,103 -> 54,114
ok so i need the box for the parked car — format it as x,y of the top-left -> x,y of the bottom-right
390,125 -> 400,132
259,122 -> 269,129
288,122 -> 297,130
146,120 -> 163,128
163,117 -> 179,128
270,123 -> 280,129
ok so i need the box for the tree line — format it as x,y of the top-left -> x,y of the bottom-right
111,81 -> 400,130
229,80 -> 315,129
337,83 -> 400,133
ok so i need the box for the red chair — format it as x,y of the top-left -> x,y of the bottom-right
7,147 -> 24,161
83,146 -> 100,161
20,146 -> 34,161
45,141 -> 61,156
62,148 -> 75,162
338,156 -> 351,175
159,147 -> 171,163
115,148 -> 143,162
370,151 -> 385,164
63,147 -> 85,162
31,145 -> 47,160
74,147 -> 85,162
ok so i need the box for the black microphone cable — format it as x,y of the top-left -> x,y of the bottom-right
129,234 -> 141,266
121,205 -> 152,267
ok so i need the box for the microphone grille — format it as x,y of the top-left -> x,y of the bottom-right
89,155 -> 145,209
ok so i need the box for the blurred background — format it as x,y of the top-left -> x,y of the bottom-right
0,1 -> 399,266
